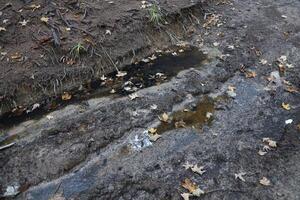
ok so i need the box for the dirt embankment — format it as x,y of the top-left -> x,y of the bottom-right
0,0 -> 206,118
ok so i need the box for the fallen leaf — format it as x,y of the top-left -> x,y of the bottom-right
183,162 -> 194,170
245,70 -> 257,78
116,71 -> 127,77
206,112 -> 213,119
259,177 -> 271,186
180,193 -> 190,200
0,27 -> 6,32
191,165 -> 206,175
46,115 -> 54,120
213,42 -> 220,47
282,102 -> 291,110
235,172 -> 246,182
149,133 -> 161,142
228,85 -> 236,92
129,93 -> 139,100
260,59 -> 268,65
227,85 -> 237,98
258,150 -> 267,156
28,4 -> 41,11
100,75 -> 107,81
263,145 -> 271,152
150,104 -> 158,110
175,120 -> 186,128
148,128 -> 157,134
110,89 -> 116,94
262,138 -> 277,148
61,92 -> 72,100
105,30 -> 112,35
285,85 -> 298,93
181,179 -> 204,197
159,113 -> 169,123
278,55 -> 287,63
40,16 -> 49,23
297,123 -> 300,131
19,19 -> 29,26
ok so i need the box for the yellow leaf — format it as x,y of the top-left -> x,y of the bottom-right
282,102 -> 291,110
148,128 -> 157,134
62,92 -> 72,100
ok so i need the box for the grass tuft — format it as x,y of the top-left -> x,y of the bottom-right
148,4 -> 164,26
70,42 -> 87,59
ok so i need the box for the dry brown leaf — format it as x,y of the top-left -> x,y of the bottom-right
285,86 -> 298,93
61,92 -> 72,100
181,179 -> 204,197
245,70 -> 257,78
259,177 -> 271,186
159,113 -> 169,123
282,102 -> 291,110
11,53 -> 22,60
175,120 -> 186,128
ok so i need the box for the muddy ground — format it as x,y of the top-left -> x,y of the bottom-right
1,0 -> 300,199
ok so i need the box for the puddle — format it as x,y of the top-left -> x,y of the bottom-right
89,46 -> 207,96
0,46 -> 208,146
156,96 -> 215,134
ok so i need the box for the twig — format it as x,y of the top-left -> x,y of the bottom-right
0,142 -> 15,151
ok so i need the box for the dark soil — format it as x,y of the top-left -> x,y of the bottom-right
1,0 -> 300,199
0,0 -> 206,117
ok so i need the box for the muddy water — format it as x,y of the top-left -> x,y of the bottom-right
0,47 -> 208,147
156,96 -> 214,134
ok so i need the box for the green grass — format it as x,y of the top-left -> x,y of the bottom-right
70,42 -> 87,59
148,4 -> 164,26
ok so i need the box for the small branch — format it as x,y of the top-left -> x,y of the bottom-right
0,142 -> 15,151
